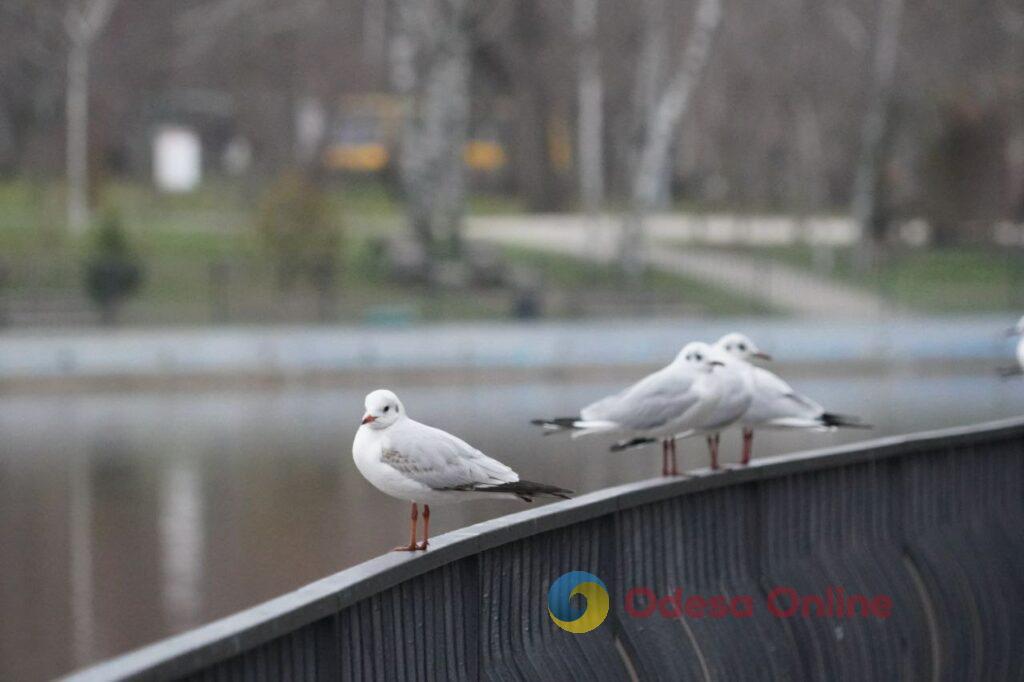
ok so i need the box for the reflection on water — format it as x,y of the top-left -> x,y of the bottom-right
2,370 -> 1023,679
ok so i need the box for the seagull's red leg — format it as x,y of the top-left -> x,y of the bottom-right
669,438 -> 679,476
394,503 -> 419,551
661,439 -> 669,476
742,428 -> 753,466
416,505 -> 430,550
708,434 -> 720,470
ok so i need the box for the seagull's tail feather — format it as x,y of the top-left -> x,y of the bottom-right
820,412 -> 873,429
530,417 -> 618,438
474,480 -> 573,502
765,417 -> 830,431
531,417 -> 580,435
765,414 -> 872,431
610,437 -> 657,452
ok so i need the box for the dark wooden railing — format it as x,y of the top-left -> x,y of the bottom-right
65,417 -> 1024,681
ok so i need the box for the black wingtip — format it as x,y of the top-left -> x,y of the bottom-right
821,412 -> 873,429
610,437 -> 657,452
530,417 -> 580,433
477,480 -> 573,502
998,366 -> 1023,379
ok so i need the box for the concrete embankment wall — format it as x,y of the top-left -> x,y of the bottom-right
1,315 -> 1013,392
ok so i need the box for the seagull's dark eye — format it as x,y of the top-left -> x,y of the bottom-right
384,406 -> 390,413
695,353 -> 703,361
738,343 -> 746,351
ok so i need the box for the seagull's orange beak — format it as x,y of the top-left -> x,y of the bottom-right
752,351 -> 772,361
361,414 -> 375,425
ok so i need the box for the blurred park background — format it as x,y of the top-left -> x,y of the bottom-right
3,0 -> 1024,679
0,0 -> 1022,325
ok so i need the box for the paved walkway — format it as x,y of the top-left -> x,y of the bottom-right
467,214 -> 892,317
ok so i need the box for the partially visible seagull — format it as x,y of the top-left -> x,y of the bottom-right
353,389 -> 571,551
532,341 -> 725,476
1000,316 -> 1024,377
714,334 -> 869,465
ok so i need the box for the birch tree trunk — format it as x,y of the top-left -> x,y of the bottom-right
574,0 -> 604,223
66,38 -> 89,235
851,0 -> 904,269
64,0 -> 119,235
391,0 -> 470,270
620,0 -> 722,278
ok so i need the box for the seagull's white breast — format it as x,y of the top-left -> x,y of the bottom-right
702,355 -> 754,431
353,426 -> 436,502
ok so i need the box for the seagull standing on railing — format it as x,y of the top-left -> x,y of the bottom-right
353,389 -> 572,551
531,341 -> 725,476
676,333 -> 761,470
999,316 -> 1024,377
713,333 -> 869,465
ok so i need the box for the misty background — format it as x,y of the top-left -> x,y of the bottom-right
0,0 -> 1022,323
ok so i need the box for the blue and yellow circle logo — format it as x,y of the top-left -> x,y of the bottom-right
547,571 -> 610,633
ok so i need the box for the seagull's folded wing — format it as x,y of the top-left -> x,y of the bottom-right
752,367 -> 824,420
583,365 -> 700,432
383,420 -> 519,491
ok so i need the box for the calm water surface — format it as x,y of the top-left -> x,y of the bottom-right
2,369 -> 1023,679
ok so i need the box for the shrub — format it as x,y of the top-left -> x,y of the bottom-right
83,210 -> 144,325
256,170 -> 341,288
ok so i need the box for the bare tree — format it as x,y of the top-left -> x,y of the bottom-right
620,0 -> 722,278
362,0 -> 387,69
175,0 -> 332,172
486,1 -> 573,212
390,0 -> 471,266
574,0 -> 604,222
64,0 -> 119,234
851,0 -> 904,267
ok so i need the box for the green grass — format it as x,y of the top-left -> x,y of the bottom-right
864,249 -> 1024,312
662,241 -> 1024,313
0,178 -> 767,324
502,246 -> 772,316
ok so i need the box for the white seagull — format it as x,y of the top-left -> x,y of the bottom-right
713,333 -> 869,465
353,389 -> 571,551
1000,316 -> 1024,377
532,341 -> 726,476
680,333 -> 765,470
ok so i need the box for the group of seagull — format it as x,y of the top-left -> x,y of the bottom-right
352,332 -> 868,551
533,333 -> 866,475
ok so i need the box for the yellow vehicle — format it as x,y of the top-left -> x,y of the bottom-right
323,125 -> 390,172
322,95 -> 399,173
323,94 -> 508,174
